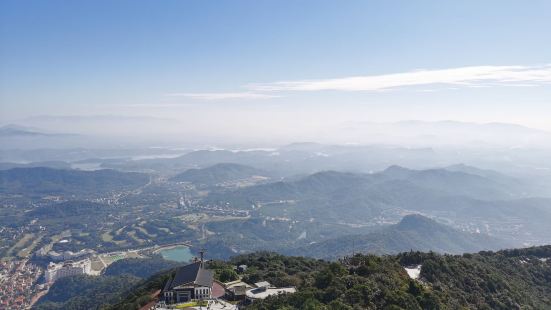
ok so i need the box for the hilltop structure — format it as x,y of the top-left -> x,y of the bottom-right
161,251 -> 213,304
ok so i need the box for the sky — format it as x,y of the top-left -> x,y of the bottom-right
1,0 -> 551,140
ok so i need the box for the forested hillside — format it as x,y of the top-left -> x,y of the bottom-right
0,167 -> 149,196
33,256 -> 180,310
285,214 -> 511,259
104,245 -> 551,310
171,163 -> 270,186
33,275 -> 141,310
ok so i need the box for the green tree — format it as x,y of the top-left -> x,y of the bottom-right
219,268 -> 239,282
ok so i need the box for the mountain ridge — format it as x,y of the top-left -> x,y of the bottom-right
285,214 -> 511,259
0,167 -> 149,196
171,163 -> 270,186
95,245 -> 551,310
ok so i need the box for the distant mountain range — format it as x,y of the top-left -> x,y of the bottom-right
0,167 -> 149,196
6,118 -> 551,148
171,163 -> 271,186
99,145 -> 440,176
380,165 -> 522,200
0,161 -> 71,170
204,166 -> 551,245
0,124 -> 56,137
207,165 -> 528,210
0,124 -> 87,150
393,120 -> 550,135
334,120 -> 551,147
288,214 -> 512,259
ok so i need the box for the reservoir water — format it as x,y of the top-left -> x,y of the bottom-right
159,245 -> 194,262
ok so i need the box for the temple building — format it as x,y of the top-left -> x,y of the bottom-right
161,253 -> 213,304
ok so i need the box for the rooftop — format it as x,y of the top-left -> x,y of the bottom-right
164,261 -> 214,291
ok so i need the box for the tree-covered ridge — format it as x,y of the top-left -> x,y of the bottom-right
105,246 -> 551,310
103,256 -> 182,279
410,247 -> 551,309
285,214 -> 511,260
238,252 -> 439,310
0,167 -> 149,196
202,168 -> 551,246
34,275 -> 142,310
171,163 -> 270,186
247,247 -> 551,310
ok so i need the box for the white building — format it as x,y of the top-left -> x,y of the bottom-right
45,260 -> 90,283
245,281 -> 296,300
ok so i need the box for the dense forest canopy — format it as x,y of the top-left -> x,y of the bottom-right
100,246 -> 551,310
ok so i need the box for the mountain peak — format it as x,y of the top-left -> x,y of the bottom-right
0,124 -> 44,136
381,165 -> 413,178
396,214 -> 437,230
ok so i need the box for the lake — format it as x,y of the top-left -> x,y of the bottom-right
159,245 -> 194,263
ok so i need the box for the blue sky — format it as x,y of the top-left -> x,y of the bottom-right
1,0 -> 551,133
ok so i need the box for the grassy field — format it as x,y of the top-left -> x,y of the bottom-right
90,258 -> 105,272
101,230 -> 114,242
101,253 -> 126,265
136,225 -> 157,238
158,227 -> 171,233
127,230 -> 146,244
17,234 -> 44,258
101,230 -> 126,245
126,251 -> 141,258
175,301 -> 208,309
6,233 -> 34,257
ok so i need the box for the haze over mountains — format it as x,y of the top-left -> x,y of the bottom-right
2,133 -> 551,256
2,57 -> 551,310
2,0 -> 550,308
3,119 -> 551,149
190,164 -> 551,256
0,125 -> 53,137
171,163 -> 272,188
285,214 -> 513,260
4,150 -> 549,264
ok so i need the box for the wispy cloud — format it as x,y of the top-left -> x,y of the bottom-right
170,65 -> 551,100
165,92 -> 279,100
247,65 -> 551,92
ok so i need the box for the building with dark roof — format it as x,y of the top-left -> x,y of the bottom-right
162,261 -> 214,304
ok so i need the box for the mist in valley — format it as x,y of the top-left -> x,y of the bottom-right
2,1 -> 551,308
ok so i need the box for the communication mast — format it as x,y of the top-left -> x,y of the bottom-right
199,248 -> 206,267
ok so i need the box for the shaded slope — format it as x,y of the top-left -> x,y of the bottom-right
0,167 -> 149,196
287,214 -> 511,259
171,163 -> 270,186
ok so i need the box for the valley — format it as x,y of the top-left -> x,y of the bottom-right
1,144 -> 551,309
3,1 -> 550,308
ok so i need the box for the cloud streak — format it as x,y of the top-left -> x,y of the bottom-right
248,65 -> 551,92
171,65 -> 551,100
165,92 -> 279,100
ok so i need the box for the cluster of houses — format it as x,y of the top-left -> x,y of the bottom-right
155,256 -> 296,309
0,260 -> 42,309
